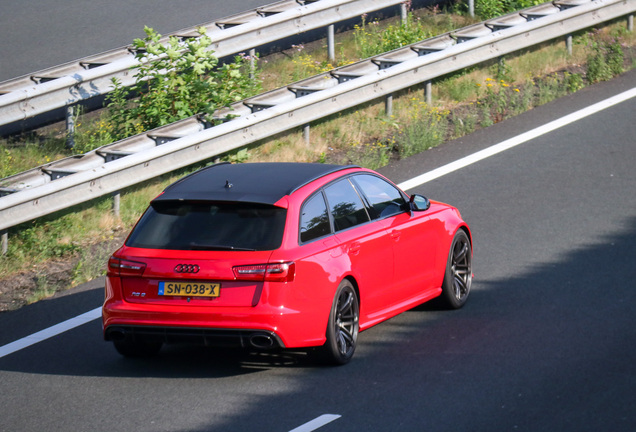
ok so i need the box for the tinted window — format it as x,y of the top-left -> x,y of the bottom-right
300,192 -> 331,243
353,174 -> 407,219
126,201 -> 286,251
324,179 -> 370,231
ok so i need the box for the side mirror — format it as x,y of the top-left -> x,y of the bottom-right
409,194 -> 430,211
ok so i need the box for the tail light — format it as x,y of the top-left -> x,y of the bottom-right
233,262 -> 295,282
108,257 -> 146,277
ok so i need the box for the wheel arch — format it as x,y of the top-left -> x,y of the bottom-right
342,275 -> 361,311
458,224 -> 473,248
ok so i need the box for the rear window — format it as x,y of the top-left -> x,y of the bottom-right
300,192 -> 331,243
126,201 -> 286,251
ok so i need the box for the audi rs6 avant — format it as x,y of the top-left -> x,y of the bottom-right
102,163 -> 472,364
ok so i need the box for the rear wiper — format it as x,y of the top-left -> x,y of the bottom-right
188,243 -> 256,251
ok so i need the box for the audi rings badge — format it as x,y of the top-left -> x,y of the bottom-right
175,264 -> 200,273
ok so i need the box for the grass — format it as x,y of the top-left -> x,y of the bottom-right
0,8 -> 634,301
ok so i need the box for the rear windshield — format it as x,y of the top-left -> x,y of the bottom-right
126,201 -> 287,251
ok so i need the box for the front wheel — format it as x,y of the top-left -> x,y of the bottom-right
321,280 -> 359,365
439,230 -> 472,309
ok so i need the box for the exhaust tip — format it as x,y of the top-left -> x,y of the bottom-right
105,328 -> 127,341
249,333 -> 275,349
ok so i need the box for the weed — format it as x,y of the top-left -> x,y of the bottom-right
106,27 -> 261,141
27,274 -> 56,304
536,73 -> 567,105
439,76 -> 479,102
453,0 -> 544,19
396,107 -> 448,158
72,241 -> 113,285
565,72 -> 585,93
491,57 -> 514,83
353,12 -> 434,59
586,29 -> 625,83
346,140 -> 393,170
224,148 -> 251,164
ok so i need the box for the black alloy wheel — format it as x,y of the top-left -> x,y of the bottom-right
439,230 -> 472,309
322,279 -> 359,365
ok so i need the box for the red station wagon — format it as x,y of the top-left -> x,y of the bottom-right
103,162 -> 472,364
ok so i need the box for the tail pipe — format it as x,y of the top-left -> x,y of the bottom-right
249,333 -> 276,349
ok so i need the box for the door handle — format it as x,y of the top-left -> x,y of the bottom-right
390,230 -> 401,242
349,241 -> 361,255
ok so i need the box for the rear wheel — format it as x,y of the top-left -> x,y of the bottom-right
321,280 -> 359,365
113,336 -> 163,358
439,230 -> 472,309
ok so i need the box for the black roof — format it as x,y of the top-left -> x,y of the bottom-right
153,162 -> 356,205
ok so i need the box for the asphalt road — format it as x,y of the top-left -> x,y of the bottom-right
0,68 -> 634,431
0,0 -> 270,81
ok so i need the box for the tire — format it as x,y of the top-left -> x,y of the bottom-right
113,336 -> 163,358
321,280 -> 360,365
439,229 -> 472,309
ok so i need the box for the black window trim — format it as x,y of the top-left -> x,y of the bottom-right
297,173 -> 410,245
349,173 -> 409,220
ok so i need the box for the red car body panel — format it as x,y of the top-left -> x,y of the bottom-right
102,164 -> 471,349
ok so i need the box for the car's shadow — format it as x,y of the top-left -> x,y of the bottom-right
0,319 -> 325,378
112,344 -> 321,377
0,277 -> 323,378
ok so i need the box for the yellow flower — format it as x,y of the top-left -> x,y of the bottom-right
514,88 -> 520,92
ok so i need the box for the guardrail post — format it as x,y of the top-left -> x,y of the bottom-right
327,24 -> 335,62
113,191 -> 121,218
249,48 -> 256,80
468,0 -> 474,18
566,35 -> 573,56
303,124 -> 310,146
65,105 -> 76,149
400,1 -> 407,24
629,14 -> 634,32
425,80 -> 432,105
1,230 -> 7,255
385,94 -> 393,116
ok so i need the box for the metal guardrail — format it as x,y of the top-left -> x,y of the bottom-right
0,0 -> 634,238
0,0 -> 408,133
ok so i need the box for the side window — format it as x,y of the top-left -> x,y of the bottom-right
324,178 -> 370,231
300,192 -> 331,243
353,174 -> 407,219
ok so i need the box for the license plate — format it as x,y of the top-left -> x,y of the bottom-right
158,281 -> 220,297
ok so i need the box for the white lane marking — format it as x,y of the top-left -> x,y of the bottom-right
397,87 -> 636,191
0,307 -> 101,359
289,414 -> 342,432
0,87 -> 635,359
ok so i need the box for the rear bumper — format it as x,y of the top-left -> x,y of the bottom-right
104,325 -> 284,349
102,299 -> 328,349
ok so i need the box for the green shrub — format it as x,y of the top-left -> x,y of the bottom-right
107,26 -> 261,140
586,30 -> 625,83
453,0 -> 544,19
353,13 -> 433,59
565,72 -> 585,93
